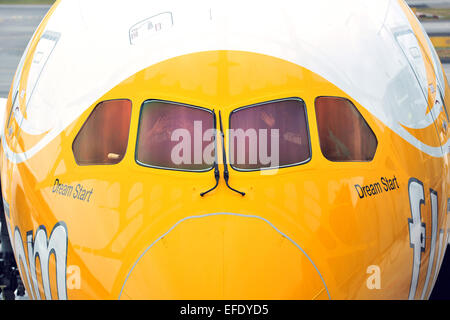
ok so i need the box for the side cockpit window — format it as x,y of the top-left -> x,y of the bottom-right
72,99 -> 132,165
136,100 -> 215,172
315,96 -> 377,162
229,99 -> 311,170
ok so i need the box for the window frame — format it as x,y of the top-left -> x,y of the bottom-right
314,96 -> 378,163
228,97 -> 313,172
134,99 -> 216,173
72,98 -> 133,166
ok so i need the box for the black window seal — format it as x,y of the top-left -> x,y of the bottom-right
314,95 -> 378,163
228,97 -> 313,172
72,98 -> 133,167
134,99 -> 215,173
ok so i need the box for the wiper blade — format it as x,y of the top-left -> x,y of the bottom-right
219,111 -> 245,197
200,110 -> 220,197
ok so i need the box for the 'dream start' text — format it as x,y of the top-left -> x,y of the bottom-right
354,176 -> 400,199
52,178 -> 94,203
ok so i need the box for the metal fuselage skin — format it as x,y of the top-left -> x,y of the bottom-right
0,0 -> 449,299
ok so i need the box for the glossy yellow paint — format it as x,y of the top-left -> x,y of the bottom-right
1,12 -> 449,299
120,213 -> 327,300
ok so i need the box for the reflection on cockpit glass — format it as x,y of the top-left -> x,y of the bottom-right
73,99 -> 132,166
229,99 -> 311,171
315,97 -> 377,162
136,100 -> 215,172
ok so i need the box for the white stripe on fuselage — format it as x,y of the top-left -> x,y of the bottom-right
3,0 -> 448,163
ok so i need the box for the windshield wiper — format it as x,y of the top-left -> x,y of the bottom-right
200,110 -> 220,197
219,111 -> 245,197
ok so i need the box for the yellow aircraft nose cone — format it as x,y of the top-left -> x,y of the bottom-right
119,213 -> 329,300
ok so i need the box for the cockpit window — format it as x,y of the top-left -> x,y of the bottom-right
136,100 -> 215,172
315,96 -> 377,162
229,99 -> 311,171
73,99 -> 132,165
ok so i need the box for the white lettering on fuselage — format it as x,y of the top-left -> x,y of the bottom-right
13,222 -> 68,300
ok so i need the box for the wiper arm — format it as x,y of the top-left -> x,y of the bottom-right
219,111 -> 245,197
200,110 -> 220,197
200,164 -> 220,197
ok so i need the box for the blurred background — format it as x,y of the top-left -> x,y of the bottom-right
0,0 -> 449,300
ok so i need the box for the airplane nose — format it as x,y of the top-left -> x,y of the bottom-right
119,213 -> 329,300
